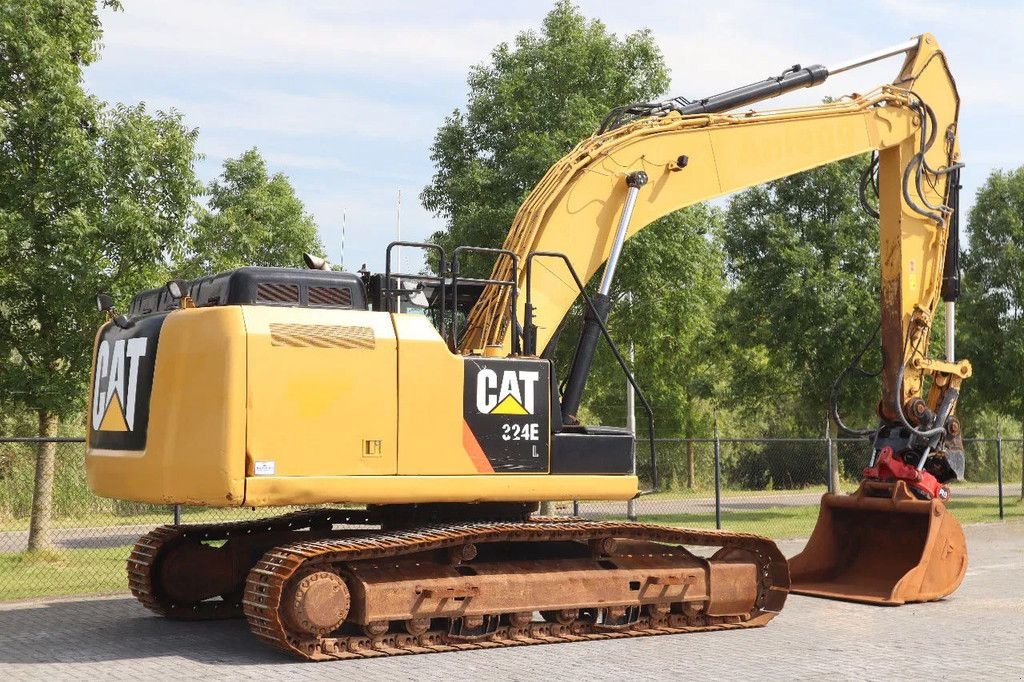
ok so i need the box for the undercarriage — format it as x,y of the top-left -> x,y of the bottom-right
128,507 -> 789,661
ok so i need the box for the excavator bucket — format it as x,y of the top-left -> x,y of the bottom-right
789,480 -> 967,605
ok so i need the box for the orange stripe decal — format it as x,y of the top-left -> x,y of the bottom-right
462,421 -> 495,473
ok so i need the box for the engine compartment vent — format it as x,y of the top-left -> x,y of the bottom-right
309,285 -> 353,308
256,282 -> 300,304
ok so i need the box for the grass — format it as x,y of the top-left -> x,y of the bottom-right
643,485 -> 831,501
0,506 -> 298,532
1,498 -> 1018,602
621,506 -> 823,538
592,496 -> 1024,539
949,495 -> 1024,523
0,546 -> 131,601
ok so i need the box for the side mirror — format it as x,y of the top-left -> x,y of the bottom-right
96,293 -> 114,313
303,252 -> 330,271
165,279 -> 188,300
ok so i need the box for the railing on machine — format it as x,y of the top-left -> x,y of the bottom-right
523,251 -> 659,493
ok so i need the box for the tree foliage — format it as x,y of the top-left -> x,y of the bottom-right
720,156 -> 881,433
0,0 -> 201,548
0,0 -> 200,420
960,167 -> 1024,423
420,1 -> 729,440
176,148 -> 323,277
421,0 -> 669,265
585,206 -> 727,438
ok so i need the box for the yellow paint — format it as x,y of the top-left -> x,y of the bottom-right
491,394 -> 528,415
87,307 -> 247,505
244,474 -> 638,506
394,313 -> 479,476
243,306 -> 399,477
97,396 -> 128,432
87,34 -> 967,510
461,33 -> 967,434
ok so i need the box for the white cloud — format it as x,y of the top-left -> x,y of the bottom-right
85,1 -> 1017,270
145,88 -> 437,142
98,1 -> 518,78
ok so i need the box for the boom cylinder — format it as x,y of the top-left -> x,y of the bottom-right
675,64 -> 828,116
560,171 -> 647,423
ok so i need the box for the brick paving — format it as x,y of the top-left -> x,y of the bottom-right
0,522 -> 1021,681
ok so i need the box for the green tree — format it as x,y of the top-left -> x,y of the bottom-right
0,0 -> 201,549
420,3 -> 731,452
720,156 -> 881,439
960,168 -> 1024,449
177,149 -> 323,276
584,207 -> 727,488
421,1 -> 669,269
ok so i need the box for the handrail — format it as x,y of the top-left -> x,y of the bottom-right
524,250 -> 658,493
383,242 -> 447,340
450,246 -> 520,354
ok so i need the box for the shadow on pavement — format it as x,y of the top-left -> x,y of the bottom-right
0,597 -> 293,665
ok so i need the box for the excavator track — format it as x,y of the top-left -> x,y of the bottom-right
240,517 -> 789,661
128,508 -> 376,621
128,510 -> 788,660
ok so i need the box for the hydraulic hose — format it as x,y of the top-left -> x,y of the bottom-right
894,361 -> 946,439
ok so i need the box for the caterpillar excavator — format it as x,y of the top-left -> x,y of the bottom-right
85,33 -> 967,660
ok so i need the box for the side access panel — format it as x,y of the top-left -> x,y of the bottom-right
243,306 -> 398,478
394,314 -> 474,475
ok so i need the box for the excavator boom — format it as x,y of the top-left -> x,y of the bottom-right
462,33 -> 969,605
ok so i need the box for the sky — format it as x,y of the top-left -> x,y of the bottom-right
84,1 -> 1023,274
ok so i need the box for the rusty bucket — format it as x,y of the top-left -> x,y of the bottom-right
789,480 -> 967,605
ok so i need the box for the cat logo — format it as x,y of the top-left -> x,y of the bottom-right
476,368 -> 540,415
91,338 -> 148,432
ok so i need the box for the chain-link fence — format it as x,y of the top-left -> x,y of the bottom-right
574,436 -> 1022,539
1,435 -> 1020,602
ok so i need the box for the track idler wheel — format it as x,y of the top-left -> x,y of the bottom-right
282,570 -> 350,637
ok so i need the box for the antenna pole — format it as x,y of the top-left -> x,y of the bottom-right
396,189 -> 402,274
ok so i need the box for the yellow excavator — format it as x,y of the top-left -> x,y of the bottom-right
86,33 -> 967,660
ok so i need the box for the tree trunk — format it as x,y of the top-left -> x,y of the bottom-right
686,440 -> 695,490
28,409 -> 59,552
684,396 -> 695,489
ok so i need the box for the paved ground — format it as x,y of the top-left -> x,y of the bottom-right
0,484 -> 1003,552
0,521 -> 1020,680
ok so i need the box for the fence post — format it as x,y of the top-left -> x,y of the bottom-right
173,504 -> 181,526
996,423 -> 1004,520
713,411 -> 721,530
825,415 -> 836,494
